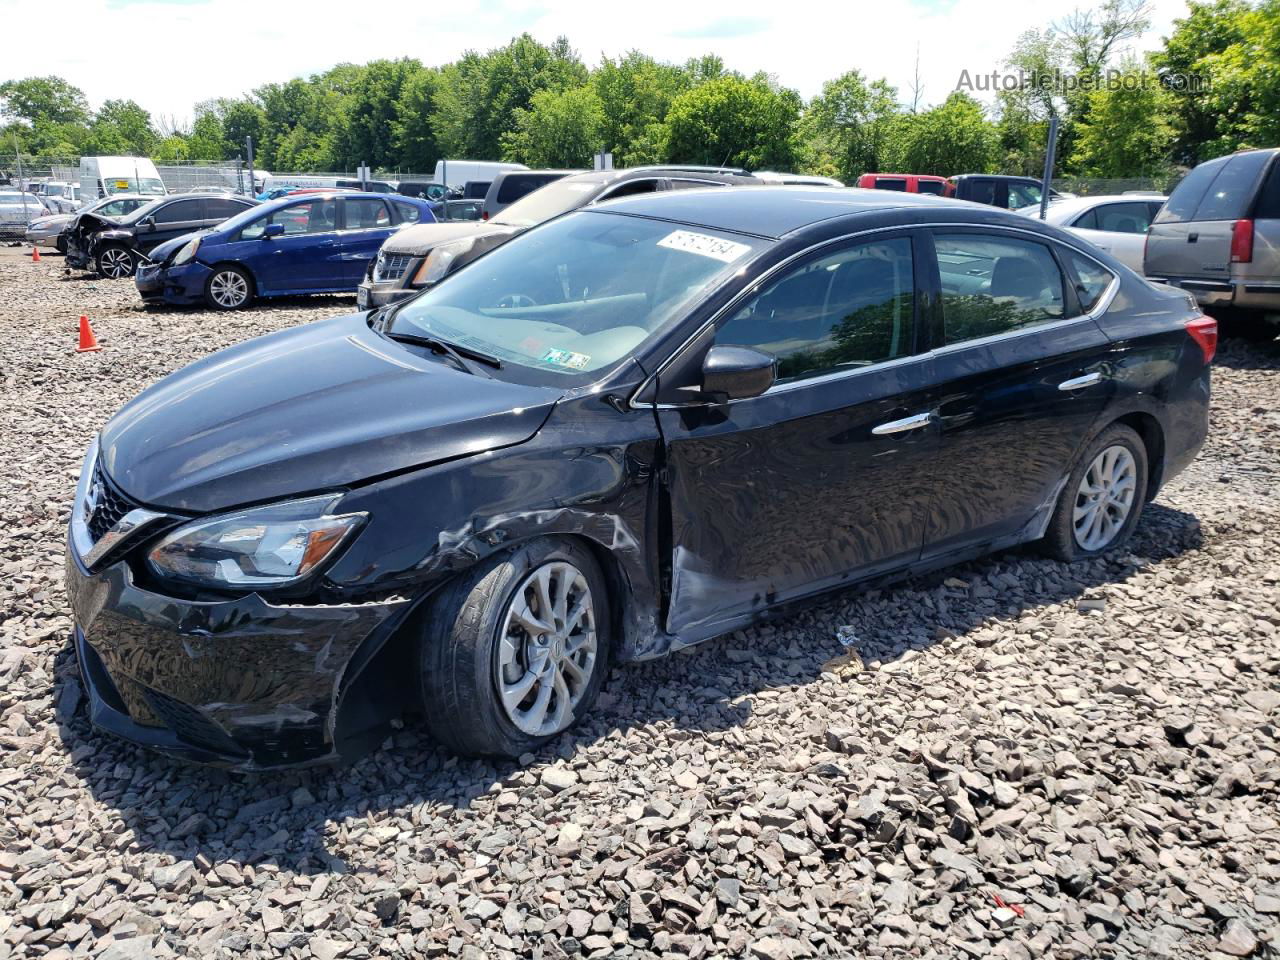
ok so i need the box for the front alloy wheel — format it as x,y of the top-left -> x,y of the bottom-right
97,245 -> 135,279
1073,445 -> 1137,551
497,562 -> 598,737
207,267 -> 251,309
419,537 -> 611,757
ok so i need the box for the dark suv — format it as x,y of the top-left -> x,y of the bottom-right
67,193 -> 259,278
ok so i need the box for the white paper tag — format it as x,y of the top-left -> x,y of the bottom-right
657,229 -> 751,263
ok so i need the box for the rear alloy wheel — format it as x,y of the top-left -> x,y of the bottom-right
1040,423 -> 1148,561
96,244 -> 136,279
419,537 -> 611,757
206,266 -> 252,310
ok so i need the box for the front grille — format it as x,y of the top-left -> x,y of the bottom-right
143,688 -> 248,758
375,253 -> 412,282
85,466 -> 136,544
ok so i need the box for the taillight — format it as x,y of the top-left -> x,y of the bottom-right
481,210 -> 489,220
1231,218 -> 1254,262
1185,315 -> 1218,364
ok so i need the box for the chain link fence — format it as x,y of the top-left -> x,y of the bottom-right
1051,175 -> 1184,197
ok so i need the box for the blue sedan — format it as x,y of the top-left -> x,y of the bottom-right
136,192 -> 436,309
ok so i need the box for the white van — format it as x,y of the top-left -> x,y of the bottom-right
432,160 -> 527,190
260,175 -> 395,195
79,156 -> 167,200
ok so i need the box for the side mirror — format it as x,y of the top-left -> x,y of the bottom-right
701,345 -> 775,403
262,223 -> 285,239
138,216 -> 155,229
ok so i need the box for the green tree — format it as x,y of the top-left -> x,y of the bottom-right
433,35 -> 588,159
0,76 -> 90,126
88,99 -> 157,155
502,85 -> 604,166
891,92 -> 997,174
593,52 -> 693,165
801,70 -> 900,181
1070,64 -> 1174,176
333,59 -> 423,169
395,68 -> 443,172
1191,0 -> 1280,157
663,75 -> 801,170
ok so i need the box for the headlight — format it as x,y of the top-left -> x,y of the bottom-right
147,495 -> 366,589
171,236 -> 201,266
413,237 -> 476,286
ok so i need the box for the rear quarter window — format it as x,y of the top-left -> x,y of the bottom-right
875,178 -> 908,191
916,180 -> 945,195
1192,151 -> 1272,220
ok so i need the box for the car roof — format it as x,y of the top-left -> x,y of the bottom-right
594,185 -> 957,239
555,167 -> 758,189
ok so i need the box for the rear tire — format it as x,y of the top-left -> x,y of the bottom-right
419,537 -> 611,757
55,236 -> 67,255
205,265 -> 253,310
1040,423 -> 1149,562
95,244 -> 136,279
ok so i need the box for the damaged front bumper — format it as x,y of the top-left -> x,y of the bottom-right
135,260 -> 208,305
65,547 -> 413,770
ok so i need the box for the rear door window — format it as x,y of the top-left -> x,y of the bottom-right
342,196 -> 391,229
1192,151 -> 1271,220
934,232 -> 1066,344
916,180 -> 945,195
1091,202 -> 1156,234
153,199 -> 203,224
1007,182 -> 1043,209
205,197 -> 251,219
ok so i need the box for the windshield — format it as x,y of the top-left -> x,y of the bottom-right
388,210 -> 766,383
493,178 -> 605,228
102,177 -> 166,197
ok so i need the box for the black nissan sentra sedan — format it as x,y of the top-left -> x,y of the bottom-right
65,187 -> 1214,769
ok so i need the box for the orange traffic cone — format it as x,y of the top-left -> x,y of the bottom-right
31,247 -> 40,263
76,315 -> 101,353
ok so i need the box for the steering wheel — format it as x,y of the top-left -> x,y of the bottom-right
496,293 -> 538,308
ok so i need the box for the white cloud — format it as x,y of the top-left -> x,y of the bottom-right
0,0 -> 1194,129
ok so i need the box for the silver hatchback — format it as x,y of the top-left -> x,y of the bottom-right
1145,147 -> 1280,334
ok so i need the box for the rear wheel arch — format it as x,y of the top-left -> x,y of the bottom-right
1111,411 -> 1165,502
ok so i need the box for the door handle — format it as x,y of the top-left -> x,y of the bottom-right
872,412 -> 933,436
1188,232 -> 1198,243
1058,372 -> 1102,391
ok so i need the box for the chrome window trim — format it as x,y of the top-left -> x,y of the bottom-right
629,220 -> 1120,410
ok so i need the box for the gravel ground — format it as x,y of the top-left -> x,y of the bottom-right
0,245 -> 1278,960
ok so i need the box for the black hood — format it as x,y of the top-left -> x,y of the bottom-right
98,314 -> 561,513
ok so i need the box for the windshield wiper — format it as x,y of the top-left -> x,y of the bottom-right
382,331 -> 502,377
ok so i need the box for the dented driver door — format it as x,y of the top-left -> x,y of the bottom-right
655,231 -> 940,642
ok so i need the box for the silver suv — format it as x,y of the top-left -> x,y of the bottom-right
1145,147 -> 1280,335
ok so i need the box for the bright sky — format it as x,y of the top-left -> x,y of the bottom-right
1,0 -> 1195,127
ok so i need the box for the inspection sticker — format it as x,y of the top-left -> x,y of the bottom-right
541,348 -> 591,370
658,229 -> 751,263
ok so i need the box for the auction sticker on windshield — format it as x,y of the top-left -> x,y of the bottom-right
542,348 -> 590,370
657,229 -> 752,263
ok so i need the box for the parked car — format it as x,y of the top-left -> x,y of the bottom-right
135,191 -> 435,309
946,174 -> 1057,209
25,193 -> 151,253
80,156 -> 167,200
752,171 -> 844,186
0,193 -> 44,240
357,166 -> 760,309
480,170 -> 581,220
66,186 -> 1213,768
440,198 -> 483,221
261,175 -> 396,194
1019,194 -> 1165,273
37,181 -> 81,213
432,159 -> 527,191
856,173 -> 947,194
396,181 -> 452,202
67,193 -> 259,278
1144,147 -> 1280,337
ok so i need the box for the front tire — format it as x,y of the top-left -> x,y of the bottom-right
95,244 -> 136,279
419,537 -> 611,757
205,265 -> 253,310
1040,423 -> 1149,562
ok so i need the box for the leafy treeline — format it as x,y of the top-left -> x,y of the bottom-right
2,0 -> 1277,181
